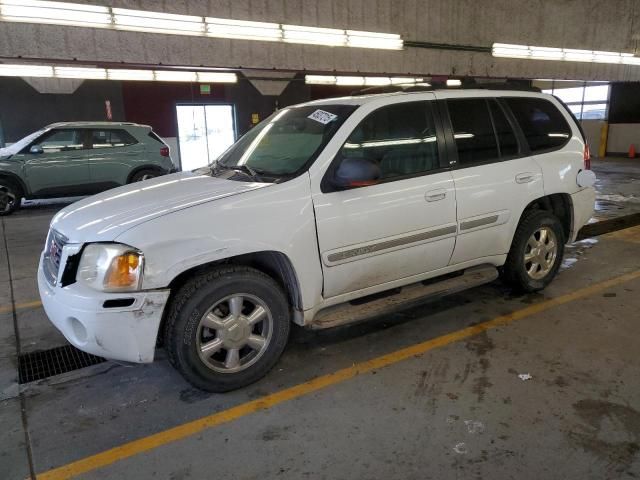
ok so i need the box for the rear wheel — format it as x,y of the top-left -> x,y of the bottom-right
502,210 -> 565,292
165,266 -> 290,392
0,179 -> 22,216
130,169 -> 160,182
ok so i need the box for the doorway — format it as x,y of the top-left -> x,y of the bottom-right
176,104 -> 236,171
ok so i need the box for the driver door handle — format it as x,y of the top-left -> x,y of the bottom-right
425,189 -> 447,202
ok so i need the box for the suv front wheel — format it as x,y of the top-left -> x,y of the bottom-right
0,179 -> 22,216
502,210 -> 565,292
165,266 -> 291,392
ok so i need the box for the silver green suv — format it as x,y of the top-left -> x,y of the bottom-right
0,122 -> 176,215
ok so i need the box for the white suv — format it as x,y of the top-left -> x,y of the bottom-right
38,88 -> 596,391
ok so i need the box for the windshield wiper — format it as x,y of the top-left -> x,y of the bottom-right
232,164 -> 258,177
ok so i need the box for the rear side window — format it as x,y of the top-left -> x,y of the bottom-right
340,101 -> 440,180
91,129 -> 138,149
447,99 -> 498,165
504,98 -> 571,152
147,131 -> 167,145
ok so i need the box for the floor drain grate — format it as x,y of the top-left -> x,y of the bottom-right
18,345 -> 106,384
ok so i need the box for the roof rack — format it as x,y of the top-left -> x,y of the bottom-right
352,81 -> 540,96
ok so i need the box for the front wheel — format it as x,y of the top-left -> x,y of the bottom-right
501,210 -> 565,292
0,179 -> 22,216
130,169 -> 160,182
165,266 -> 290,392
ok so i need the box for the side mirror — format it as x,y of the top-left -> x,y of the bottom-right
331,157 -> 381,189
29,145 -> 43,154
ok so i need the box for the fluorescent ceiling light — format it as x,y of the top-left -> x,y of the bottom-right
55,66 -> 107,79
112,8 -> 204,35
492,42 -> 640,66
206,17 -> 281,41
0,63 -> 54,77
446,79 -> 462,87
390,77 -> 422,84
196,72 -> 237,83
305,75 -> 425,86
346,30 -> 403,50
336,76 -> 365,86
153,70 -> 197,82
0,0 -> 111,28
364,77 -> 391,86
305,75 -> 337,85
0,0 -> 404,50
282,25 -> 346,46
107,69 -> 155,81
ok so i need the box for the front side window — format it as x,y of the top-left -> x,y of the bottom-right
36,129 -> 85,153
447,99 -> 498,165
91,129 -> 137,149
505,98 -> 572,152
216,104 -> 355,180
339,101 -> 440,180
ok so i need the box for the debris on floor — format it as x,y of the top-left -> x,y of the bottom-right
464,420 -> 485,434
518,373 -> 533,381
453,442 -> 467,454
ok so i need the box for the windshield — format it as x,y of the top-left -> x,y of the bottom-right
0,128 -> 47,156
216,104 -> 356,179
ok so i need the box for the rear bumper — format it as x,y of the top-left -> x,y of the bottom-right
38,258 -> 170,363
570,187 -> 596,242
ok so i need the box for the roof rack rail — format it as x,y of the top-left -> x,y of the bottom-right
352,81 -> 540,96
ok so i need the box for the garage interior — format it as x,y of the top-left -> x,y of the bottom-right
2,1 -> 640,479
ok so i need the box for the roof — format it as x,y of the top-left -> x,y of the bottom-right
45,121 -> 151,129
296,87 -> 550,108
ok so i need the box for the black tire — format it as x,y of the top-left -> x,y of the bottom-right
0,179 -> 22,216
130,169 -> 160,183
165,266 -> 291,392
501,210 -> 565,293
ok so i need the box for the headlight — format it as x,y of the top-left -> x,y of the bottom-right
77,243 -> 144,292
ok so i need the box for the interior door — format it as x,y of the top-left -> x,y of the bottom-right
437,96 -> 545,264
22,128 -> 90,195
312,99 -> 457,298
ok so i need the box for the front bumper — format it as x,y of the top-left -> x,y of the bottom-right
37,259 -> 170,363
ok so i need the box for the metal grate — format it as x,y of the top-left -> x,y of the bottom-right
18,345 -> 106,384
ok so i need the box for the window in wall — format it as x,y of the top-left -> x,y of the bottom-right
91,129 -> 137,149
542,82 -> 610,120
340,101 -> 440,180
447,99 -> 499,165
505,98 -> 572,152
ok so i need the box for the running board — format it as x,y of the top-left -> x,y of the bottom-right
310,265 -> 499,330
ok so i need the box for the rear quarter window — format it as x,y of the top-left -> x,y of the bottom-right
504,97 -> 572,152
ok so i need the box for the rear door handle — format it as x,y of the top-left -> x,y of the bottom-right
516,173 -> 535,184
425,189 -> 447,202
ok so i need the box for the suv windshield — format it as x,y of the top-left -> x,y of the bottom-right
0,128 -> 47,156
215,104 -> 356,180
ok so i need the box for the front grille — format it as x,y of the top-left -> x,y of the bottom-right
43,229 -> 67,286
18,345 -> 106,384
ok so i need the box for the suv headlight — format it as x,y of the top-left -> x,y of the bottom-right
77,243 -> 144,292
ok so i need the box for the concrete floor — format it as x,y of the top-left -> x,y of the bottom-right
1,170 -> 640,479
593,157 -> 640,220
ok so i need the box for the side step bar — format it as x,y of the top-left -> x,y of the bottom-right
310,265 -> 499,330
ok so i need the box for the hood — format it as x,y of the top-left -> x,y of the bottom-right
51,171 -> 269,242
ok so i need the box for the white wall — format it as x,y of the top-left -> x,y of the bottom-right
162,137 -> 180,169
607,124 -> 640,154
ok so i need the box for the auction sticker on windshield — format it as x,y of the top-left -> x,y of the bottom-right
308,110 -> 338,125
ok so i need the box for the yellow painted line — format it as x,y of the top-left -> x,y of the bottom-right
604,224 -> 640,244
0,300 -> 42,315
36,269 -> 640,480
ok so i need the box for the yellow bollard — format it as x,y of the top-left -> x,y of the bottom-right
598,123 -> 609,158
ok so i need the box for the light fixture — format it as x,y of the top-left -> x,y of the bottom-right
305,75 -> 424,86
282,25 -> 346,46
55,66 -> 107,79
0,63 -> 54,77
112,8 -> 204,35
107,69 -> 155,81
196,72 -> 237,83
0,0 -> 111,28
0,0 -> 404,50
446,79 -> 462,87
153,70 -> 197,82
0,62 -> 237,83
206,17 -> 281,41
492,42 -> 640,66
346,30 -> 403,50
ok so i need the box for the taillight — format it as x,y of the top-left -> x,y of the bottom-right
583,144 -> 591,170
160,146 -> 169,157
